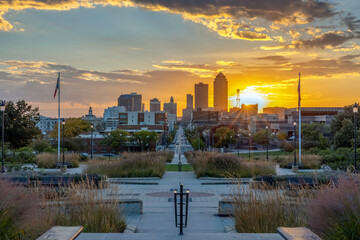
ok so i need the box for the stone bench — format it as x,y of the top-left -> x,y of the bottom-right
278,227 -> 322,240
37,226 -> 83,240
218,199 -> 235,216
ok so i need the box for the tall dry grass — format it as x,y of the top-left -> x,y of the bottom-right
85,152 -> 166,178
275,154 -> 322,169
307,177 -> 360,239
36,153 -> 80,168
185,151 -> 275,178
0,178 -> 126,239
233,184 -> 308,233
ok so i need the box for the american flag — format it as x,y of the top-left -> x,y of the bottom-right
54,73 -> 60,98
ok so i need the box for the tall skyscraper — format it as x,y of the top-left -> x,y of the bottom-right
150,98 -> 161,112
186,94 -> 193,110
213,72 -> 228,112
195,82 -> 208,110
163,96 -> 177,115
118,93 -> 142,112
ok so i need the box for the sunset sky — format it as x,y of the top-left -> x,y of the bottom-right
1,0 -> 360,117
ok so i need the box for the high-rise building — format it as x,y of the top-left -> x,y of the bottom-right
117,93 -> 142,112
186,94 -> 193,110
163,96 -> 177,131
195,82 -> 208,110
213,72 -> 228,112
150,98 -> 161,112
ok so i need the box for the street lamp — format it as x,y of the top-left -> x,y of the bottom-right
90,124 -> 94,160
61,119 -> 66,173
108,132 -> 111,159
293,121 -> 297,170
237,134 -> 240,157
0,101 -> 5,173
248,133 -> 251,160
266,126 -> 269,161
353,103 -> 358,172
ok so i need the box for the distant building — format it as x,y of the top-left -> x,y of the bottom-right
36,116 -> 58,134
163,96 -> 177,131
213,72 -> 228,112
118,111 -> 168,133
195,82 -> 208,110
263,107 -> 286,120
150,98 -> 161,112
192,108 -> 219,125
118,92 -> 142,112
103,106 -> 126,131
82,107 -> 104,130
186,94 -> 193,109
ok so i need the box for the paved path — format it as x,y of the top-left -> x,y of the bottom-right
77,127 -> 284,240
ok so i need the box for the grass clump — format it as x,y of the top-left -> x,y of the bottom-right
233,185 -> 307,233
275,154 -> 322,169
307,177 -> 360,239
165,164 -> 194,171
36,153 -> 80,168
85,152 -> 166,178
185,151 -> 275,178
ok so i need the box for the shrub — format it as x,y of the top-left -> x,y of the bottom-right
275,154 -> 322,169
280,141 -> 295,152
85,152 -> 166,178
233,185 -> 306,233
307,178 -> 360,239
36,153 -> 80,168
185,151 -> 275,178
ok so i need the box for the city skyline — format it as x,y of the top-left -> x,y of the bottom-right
1,0 -> 360,117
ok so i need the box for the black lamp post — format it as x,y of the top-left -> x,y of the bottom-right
90,124 -> 94,160
293,121 -> 297,167
353,103 -> 358,172
62,119 -> 65,166
266,126 -> 269,161
108,132 -> 111,159
248,133 -> 251,160
0,101 -> 5,173
237,134 -> 240,157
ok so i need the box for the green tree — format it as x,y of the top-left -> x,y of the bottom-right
301,123 -> 329,150
0,100 -> 41,149
215,127 -> 236,148
277,132 -> 287,141
254,129 -> 269,145
51,118 -> 90,137
331,105 -> 357,136
333,119 -> 354,149
102,130 -> 129,152
191,138 -> 205,150
32,138 -> 51,153
133,130 -> 159,151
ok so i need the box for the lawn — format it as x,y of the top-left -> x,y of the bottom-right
165,164 -> 194,171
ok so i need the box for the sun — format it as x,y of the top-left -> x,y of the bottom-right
229,87 -> 268,111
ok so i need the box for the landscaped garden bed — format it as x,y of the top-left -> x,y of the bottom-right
85,152 -> 169,178
275,154 -> 322,169
185,151 -> 275,178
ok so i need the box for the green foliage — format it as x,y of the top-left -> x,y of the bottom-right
36,153 -> 80,168
301,123 -> 329,150
333,119 -> 354,149
102,130 -> 129,151
277,132 -> 287,141
51,118 -> 90,138
253,129 -> 269,145
165,164 -> 194,171
32,138 -> 51,153
63,137 -> 86,152
1,100 -> 41,149
191,138 -> 205,150
214,127 -> 236,148
280,141 -> 295,152
133,130 -> 159,151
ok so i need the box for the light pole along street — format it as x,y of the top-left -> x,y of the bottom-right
266,126 -> 269,161
248,132 -> 251,160
0,101 -> 5,173
61,119 -> 66,173
90,124 -> 94,160
292,121 -> 298,173
353,103 -> 358,172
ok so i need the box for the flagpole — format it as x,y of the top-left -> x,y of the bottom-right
298,72 -> 302,164
58,72 -> 61,162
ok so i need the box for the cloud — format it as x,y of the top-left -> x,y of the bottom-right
0,0 -> 337,42
343,14 -> 360,31
256,56 -> 290,64
293,31 -> 360,49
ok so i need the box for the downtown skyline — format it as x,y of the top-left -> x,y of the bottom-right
1,0 -> 360,117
